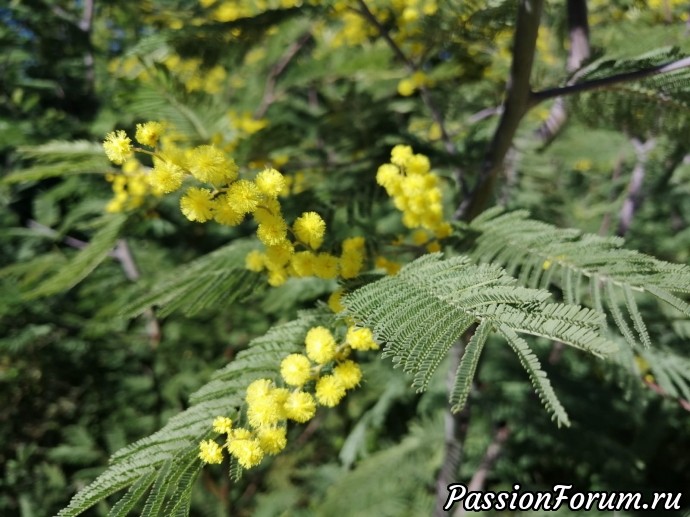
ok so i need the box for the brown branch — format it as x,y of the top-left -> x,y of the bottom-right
27,220 -> 161,347
454,425 -> 510,517
254,32 -> 313,119
643,378 -> 690,412
112,239 -> 161,347
534,0 -> 590,146
79,0 -> 96,88
617,138 -> 655,237
433,341 -> 472,517
530,56 -> 690,106
457,0 -> 544,221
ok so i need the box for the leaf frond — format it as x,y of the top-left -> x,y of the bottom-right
344,253 -> 616,425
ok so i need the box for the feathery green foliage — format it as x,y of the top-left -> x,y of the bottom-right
568,47 -> 690,139
57,310 -> 328,517
316,417 -> 443,517
120,239 -> 264,318
470,209 -> 690,349
1,141 -> 109,184
344,253 -> 617,426
23,214 -> 127,299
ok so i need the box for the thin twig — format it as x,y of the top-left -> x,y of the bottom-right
26,220 -> 161,347
454,425 -> 510,517
355,0 -> 455,152
530,56 -> 690,106
354,0 -> 466,194
433,341 -> 472,517
617,138 -> 655,236
254,31 -> 313,119
644,378 -> 690,412
534,0 -> 590,146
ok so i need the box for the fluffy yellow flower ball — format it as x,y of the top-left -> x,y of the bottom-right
293,211 -> 326,250
305,326 -> 337,364
280,354 -> 312,387
103,130 -> 133,165
198,439 -> 224,464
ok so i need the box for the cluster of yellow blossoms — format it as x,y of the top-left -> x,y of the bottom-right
103,122 -> 368,287
376,144 -> 451,238
325,0 -> 437,53
103,126 -> 452,472
198,323 -> 380,468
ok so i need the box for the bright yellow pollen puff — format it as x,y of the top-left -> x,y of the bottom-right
212,416 -> 233,434
256,427 -> 287,455
346,326 -> 379,351
375,256 -> 402,275
267,268 -> 288,287
333,360 -> 362,390
246,379 -> 273,404
315,375 -> 346,407
397,77 -> 416,97
180,187 -> 214,222
199,439 -> 224,464
245,250 -> 266,272
247,390 -> 284,428
340,236 -> 366,279
328,289 -> 345,313
188,145 -> 238,186
406,154 -> 430,175
253,197 -> 281,221
227,436 -> 264,469
293,211 -> 326,250
227,179 -> 261,215
284,391 -> 316,423
377,146 -> 450,237
135,121 -> 165,147
257,217 -> 288,246
256,168 -> 286,198
280,354 -> 313,387
313,253 -> 339,279
213,195 -> 246,226
305,326 -> 337,364
230,427 -> 252,441
390,144 -> 414,167
290,251 -> 317,277
376,163 -> 399,190
103,130 -> 133,165
148,159 -> 185,195
265,241 -> 294,269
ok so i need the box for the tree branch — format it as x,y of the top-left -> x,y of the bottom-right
617,138 -> 655,236
457,0 -> 544,221
534,0 -> 590,145
530,56 -> 690,106
355,0 -> 463,188
27,220 -> 161,347
433,341 -> 472,517
454,424 -> 510,517
254,31 -> 313,119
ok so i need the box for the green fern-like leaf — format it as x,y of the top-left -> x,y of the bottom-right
343,253 -> 616,426
470,209 -> 690,349
120,239 -> 264,318
23,214 -> 127,299
57,310 -> 328,517
449,320 -> 489,413
1,140 -> 108,184
316,417 -> 443,517
567,47 -> 690,139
